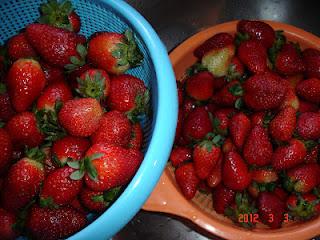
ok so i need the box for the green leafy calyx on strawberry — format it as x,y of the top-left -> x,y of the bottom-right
76,71 -> 105,99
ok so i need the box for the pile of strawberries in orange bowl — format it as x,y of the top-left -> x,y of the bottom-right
0,0 -> 177,239
143,20 -> 320,240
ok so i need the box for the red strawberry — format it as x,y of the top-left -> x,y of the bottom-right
193,139 -> 221,179
194,32 -> 234,59
0,84 -> 15,122
182,97 -> 197,118
269,106 -> 296,141
0,208 -> 19,240
170,146 -> 192,167
175,163 -> 200,199
250,112 -> 266,127
243,125 -> 273,166
273,187 -> 288,202
42,147 -> 56,176
229,112 -> 251,149
6,112 -> 44,148
213,76 -> 228,91
286,74 -> 304,88
40,166 -> 82,206
128,122 -> 143,150
91,111 -> 132,147
257,192 -> 285,229
7,59 -> 46,112
0,128 -> 12,174
284,163 -> 320,193
52,136 -> 90,166
287,193 -> 320,220
222,151 -> 251,191
272,139 -> 307,170
251,169 -> 278,183
280,87 -> 299,110
212,184 -> 235,214
107,74 -> 148,117
243,72 -> 287,110
222,138 -> 237,153
296,112 -> 320,140
237,20 -> 275,48
87,30 -> 143,75
84,144 -> 143,191
174,109 -> 184,144
1,148 -> 45,212
70,197 -> 88,215
275,43 -> 305,75
225,56 -> 245,81
302,48 -> 320,79
25,23 -> 86,68
296,77 -> 320,104
183,106 -> 213,141
36,81 -> 73,111
206,154 -> 223,188
41,61 -> 65,85
26,206 -> 87,240
238,39 -> 268,74
299,100 -> 318,113
212,108 -> 235,136
7,33 -> 36,61
38,1 -> 81,32
58,98 -> 103,137
177,87 -> 184,106
212,80 -> 243,107
185,71 -> 214,101
304,145 -> 319,163
76,68 -> 111,101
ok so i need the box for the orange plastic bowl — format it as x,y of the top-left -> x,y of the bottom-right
143,20 -> 320,240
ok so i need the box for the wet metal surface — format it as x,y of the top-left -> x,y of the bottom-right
115,1 -> 320,239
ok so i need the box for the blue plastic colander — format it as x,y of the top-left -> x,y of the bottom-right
0,0 -> 177,239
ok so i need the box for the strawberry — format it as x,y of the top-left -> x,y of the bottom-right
1,148 -> 45,212
287,193 -> 320,220
83,144 -> 143,191
70,197 -> 88,215
7,59 -> 46,112
128,122 -> 143,150
243,72 -> 287,110
206,154 -> 223,188
194,32 -> 234,59
298,100 -> 318,113
257,192 -> 285,228
182,106 -> 212,141
36,81 -> 73,111
52,136 -> 90,166
223,151 -> 251,191
174,109 -> 184,144
238,40 -> 268,74
40,166 -> 82,206
280,87 -> 299,110
182,97 -> 197,118
66,63 -> 92,88
212,108 -> 235,136
193,138 -> 222,179
170,146 -> 192,168
0,83 -> 15,122
283,163 -> 320,193
6,112 -> 44,148
0,128 -> 12,174
222,138 -> 237,153
237,20 -> 275,48
212,80 -> 243,107
251,169 -> 278,183
296,78 -> 320,104
6,33 -> 36,61
213,76 -> 228,90
76,68 -> 110,101
273,187 -> 288,202
80,186 -> 121,212
304,145 -> 319,163
302,48 -> 320,79
41,61 -> 65,85
212,184 -> 235,214
225,56 -> 245,81
87,30 -> 143,75
185,71 -> 214,101
296,112 -> 320,140
272,139 -> 307,170
175,163 -> 200,199
243,125 -> 273,166
107,74 -> 149,119
91,110 -> 132,147
26,206 -> 87,240
229,112 -> 251,149
42,147 -> 56,176
269,106 -> 296,141
58,98 -> 103,137
250,112 -> 266,127
177,87 -> 184,106
0,208 -> 19,240
275,43 -> 305,75
38,0 -> 81,32
25,23 -> 86,68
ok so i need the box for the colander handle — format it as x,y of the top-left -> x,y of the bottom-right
142,168 -> 200,221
